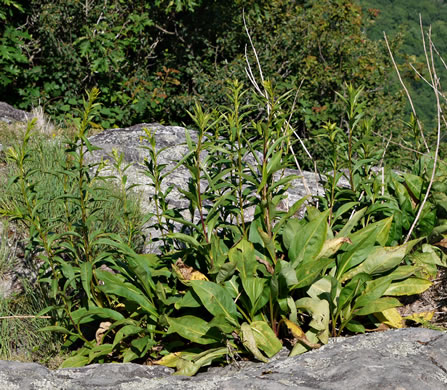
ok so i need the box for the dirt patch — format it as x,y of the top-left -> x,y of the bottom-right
397,268 -> 447,329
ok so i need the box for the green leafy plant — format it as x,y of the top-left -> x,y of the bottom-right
2,80 -> 442,374
0,89 -> 161,366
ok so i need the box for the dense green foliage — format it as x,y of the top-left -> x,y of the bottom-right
359,0 -> 447,130
1,0 -> 447,373
1,0 -> 410,168
1,81 -> 445,371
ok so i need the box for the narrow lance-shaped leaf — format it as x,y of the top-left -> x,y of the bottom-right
80,262 -> 93,305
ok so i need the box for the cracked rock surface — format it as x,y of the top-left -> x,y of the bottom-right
0,328 -> 446,390
87,123 -> 326,214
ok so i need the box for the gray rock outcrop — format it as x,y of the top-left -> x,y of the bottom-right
0,328 -> 446,389
0,102 -> 31,124
87,122 -> 326,220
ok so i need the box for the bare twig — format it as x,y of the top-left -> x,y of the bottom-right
404,25 -> 442,243
242,11 -> 321,202
0,315 -> 51,320
408,63 -> 447,103
283,81 -> 313,196
432,41 -> 447,72
243,13 -> 266,90
154,24 -> 176,35
384,32 -> 430,152
420,16 -> 435,99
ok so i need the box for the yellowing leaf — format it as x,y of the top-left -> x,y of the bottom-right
374,308 -> 404,329
190,271 -> 209,281
284,318 -> 305,338
317,237 -> 352,259
154,352 -> 185,368
172,258 -> 208,282
404,311 -> 435,323
289,329 -> 321,357
384,278 -> 432,296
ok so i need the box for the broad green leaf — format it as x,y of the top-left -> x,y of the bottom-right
175,347 -> 228,376
167,233 -> 201,248
167,315 -> 217,345
294,257 -> 333,289
60,354 -> 89,368
283,218 -> 302,250
411,246 -> 444,278
193,347 -> 228,371
344,320 -> 365,333
96,270 -> 158,319
56,259 -> 77,290
276,260 -> 298,288
316,237 -> 352,259
335,239 -> 377,280
250,321 -> 282,358
174,290 -> 201,309
331,202 -> 359,226
88,344 -> 114,363
384,278 -> 432,296
215,261 -> 237,283
208,314 -> 237,334
403,172 -> 423,200
154,351 -> 199,368
295,297 -> 330,338
189,280 -> 239,325
273,196 -> 309,235
242,277 -> 266,314
287,297 -> 298,323
240,322 -> 268,362
348,216 -> 393,247
127,253 -> 158,298
354,276 -> 393,309
229,239 -> 257,279
131,336 -> 156,356
175,359 -> 200,376
123,347 -> 139,363
289,210 -> 330,267
38,326 -> 78,336
338,273 -> 370,310
71,307 -> 125,324
307,277 -> 332,301
386,265 -> 417,281
112,325 -> 145,348
354,297 -> 401,316
341,243 -> 409,282
224,275 -> 240,298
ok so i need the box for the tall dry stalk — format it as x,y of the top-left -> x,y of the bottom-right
386,19 -> 443,243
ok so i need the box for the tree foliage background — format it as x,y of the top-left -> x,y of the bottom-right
2,0 -> 446,166
359,0 -> 447,132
